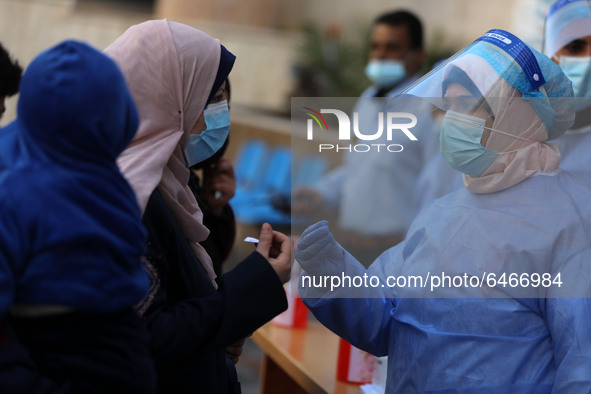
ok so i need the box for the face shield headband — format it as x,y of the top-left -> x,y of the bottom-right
474,29 -> 546,92
544,0 -> 591,57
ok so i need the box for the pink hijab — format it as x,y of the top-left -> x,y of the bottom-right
444,54 -> 562,194
463,79 -> 561,194
105,19 -> 221,285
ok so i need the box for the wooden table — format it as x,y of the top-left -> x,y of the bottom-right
252,321 -> 362,394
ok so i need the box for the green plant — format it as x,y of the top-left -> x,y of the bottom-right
293,23 -> 459,97
422,30 -> 460,75
294,21 -> 372,97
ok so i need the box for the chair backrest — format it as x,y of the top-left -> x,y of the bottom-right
293,155 -> 329,187
262,147 -> 291,196
234,139 -> 268,190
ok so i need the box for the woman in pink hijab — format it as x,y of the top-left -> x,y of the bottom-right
105,20 -> 291,394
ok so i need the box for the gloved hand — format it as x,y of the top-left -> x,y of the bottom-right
296,220 -> 369,299
296,220 -> 358,275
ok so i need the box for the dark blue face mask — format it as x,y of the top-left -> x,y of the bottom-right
184,100 -> 231,167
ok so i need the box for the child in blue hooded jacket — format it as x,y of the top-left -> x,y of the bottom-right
0,40 -> 155,393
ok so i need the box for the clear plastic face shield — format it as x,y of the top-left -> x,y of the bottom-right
402,29 -> 547,123
544,0 -> 591,59
400,29 -> 574,177
544,0 -> 591,104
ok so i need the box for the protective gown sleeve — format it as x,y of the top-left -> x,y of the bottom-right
544,297 -> 591,392
296,220 -> 394,356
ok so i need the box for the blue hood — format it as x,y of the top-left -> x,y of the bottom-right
17,40 -> 138,165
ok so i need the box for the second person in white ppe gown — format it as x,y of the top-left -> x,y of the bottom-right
293,10 -> 438,266
546,0 -> 591,180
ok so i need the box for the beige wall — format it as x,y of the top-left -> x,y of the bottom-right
290,0 -> 517,47
0,0 -> 297,122
152,0 -> 525,116
155,0 -> 282,29
0,0 -> 151,123
1,0 -> 546,125
155,0 -> 521,46
156,0 -> 520,47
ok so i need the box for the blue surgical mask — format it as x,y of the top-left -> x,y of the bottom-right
559,56 -> 591,111
439,110 -> 498,177
364,59 -> 406,88
185,100 -> 230,167
560,56 -> 591,97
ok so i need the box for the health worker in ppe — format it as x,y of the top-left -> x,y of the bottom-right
296,29 -> 591,393
414,0 -> 591,215
545,0 -> 591,180
292,10 -> 439,266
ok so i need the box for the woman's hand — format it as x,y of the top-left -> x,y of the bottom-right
202,157 -> 236,216
224,337 -> 247,364
256,223 -> 291,284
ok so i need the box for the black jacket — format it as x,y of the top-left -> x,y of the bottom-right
141,189 -> 287,394
0,309 -> 155,394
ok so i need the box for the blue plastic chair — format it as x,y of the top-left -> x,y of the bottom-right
232,146 -> 292,226
233,139 -> 268,198
293,155 -> 329,188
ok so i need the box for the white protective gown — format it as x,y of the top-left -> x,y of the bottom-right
313,76 -> 440,237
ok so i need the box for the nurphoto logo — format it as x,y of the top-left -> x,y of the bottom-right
303,107 -> 418,153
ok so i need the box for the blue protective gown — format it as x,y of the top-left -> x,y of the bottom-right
414,126 -> 591,219
413,147 -> 463,217
298,170 -> 591,393
553,117 -> 591,182
415,109 -> 591,218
